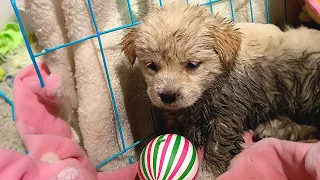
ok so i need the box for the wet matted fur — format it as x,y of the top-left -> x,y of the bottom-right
120,2 -> 320,176
253,116 -> 318,141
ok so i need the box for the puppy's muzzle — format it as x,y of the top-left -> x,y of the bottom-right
159,91 -> 179,104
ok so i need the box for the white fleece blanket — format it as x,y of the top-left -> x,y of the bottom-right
129,0 -> 273,23
24,0 -> 81,139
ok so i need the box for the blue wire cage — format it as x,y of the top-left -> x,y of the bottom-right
9,0 -> 286,169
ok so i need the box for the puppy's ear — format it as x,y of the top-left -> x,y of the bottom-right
120,29 -> 138,66
210,24 -> 242,68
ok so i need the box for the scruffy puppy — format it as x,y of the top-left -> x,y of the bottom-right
120,2 -> 320,176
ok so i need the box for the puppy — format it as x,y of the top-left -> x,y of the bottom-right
120,2 -> 320,176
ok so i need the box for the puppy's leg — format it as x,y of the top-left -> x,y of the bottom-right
204,118 -> 244,176
253,116 -> 318,142
298,124 -> 318,139
253,116 -> 299,141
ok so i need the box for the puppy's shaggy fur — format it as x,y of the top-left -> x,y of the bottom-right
121,2 -> 320,176
253,116 -> 318,141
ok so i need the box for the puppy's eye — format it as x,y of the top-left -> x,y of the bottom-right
186,62 -> 200,70
146,62 -> 158,72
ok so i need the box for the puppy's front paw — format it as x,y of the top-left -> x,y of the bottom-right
298,125 -> 318,141
253,117 -> 300,142
253,117 -> 319,142
253,123 -> 271,141
299,139 -> 320,143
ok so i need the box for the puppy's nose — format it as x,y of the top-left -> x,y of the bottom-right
159,91 -> 177,104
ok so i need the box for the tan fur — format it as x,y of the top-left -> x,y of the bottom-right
209,25 -> 242,68
119,28 -> 138,65
121,3 -> 242,110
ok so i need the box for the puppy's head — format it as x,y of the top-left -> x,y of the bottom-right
120,3 -> 242,110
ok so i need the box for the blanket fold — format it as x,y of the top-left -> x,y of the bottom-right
62,0 -> 128,171
24,0 -> 80,143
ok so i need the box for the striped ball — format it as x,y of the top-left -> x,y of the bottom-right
138,134 -> 199,180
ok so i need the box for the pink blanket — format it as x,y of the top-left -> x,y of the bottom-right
1,62 -> 319,180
